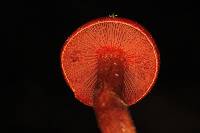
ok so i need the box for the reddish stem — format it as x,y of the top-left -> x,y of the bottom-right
94,83 -> 136,133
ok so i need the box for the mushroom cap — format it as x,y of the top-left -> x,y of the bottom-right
61,17 -> 160,106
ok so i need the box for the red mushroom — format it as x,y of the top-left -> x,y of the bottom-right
61,17 -> 159,133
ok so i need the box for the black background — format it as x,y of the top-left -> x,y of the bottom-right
7,0 -> 200,133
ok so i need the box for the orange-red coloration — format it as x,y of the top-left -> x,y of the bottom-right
61,17 -> 159,106
94,84 -> 136,133
96,46 -> 126,98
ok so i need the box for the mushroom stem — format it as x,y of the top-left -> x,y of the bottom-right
94,83 -> 136,133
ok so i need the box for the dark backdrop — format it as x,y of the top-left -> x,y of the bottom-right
7,0 -> 200,133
